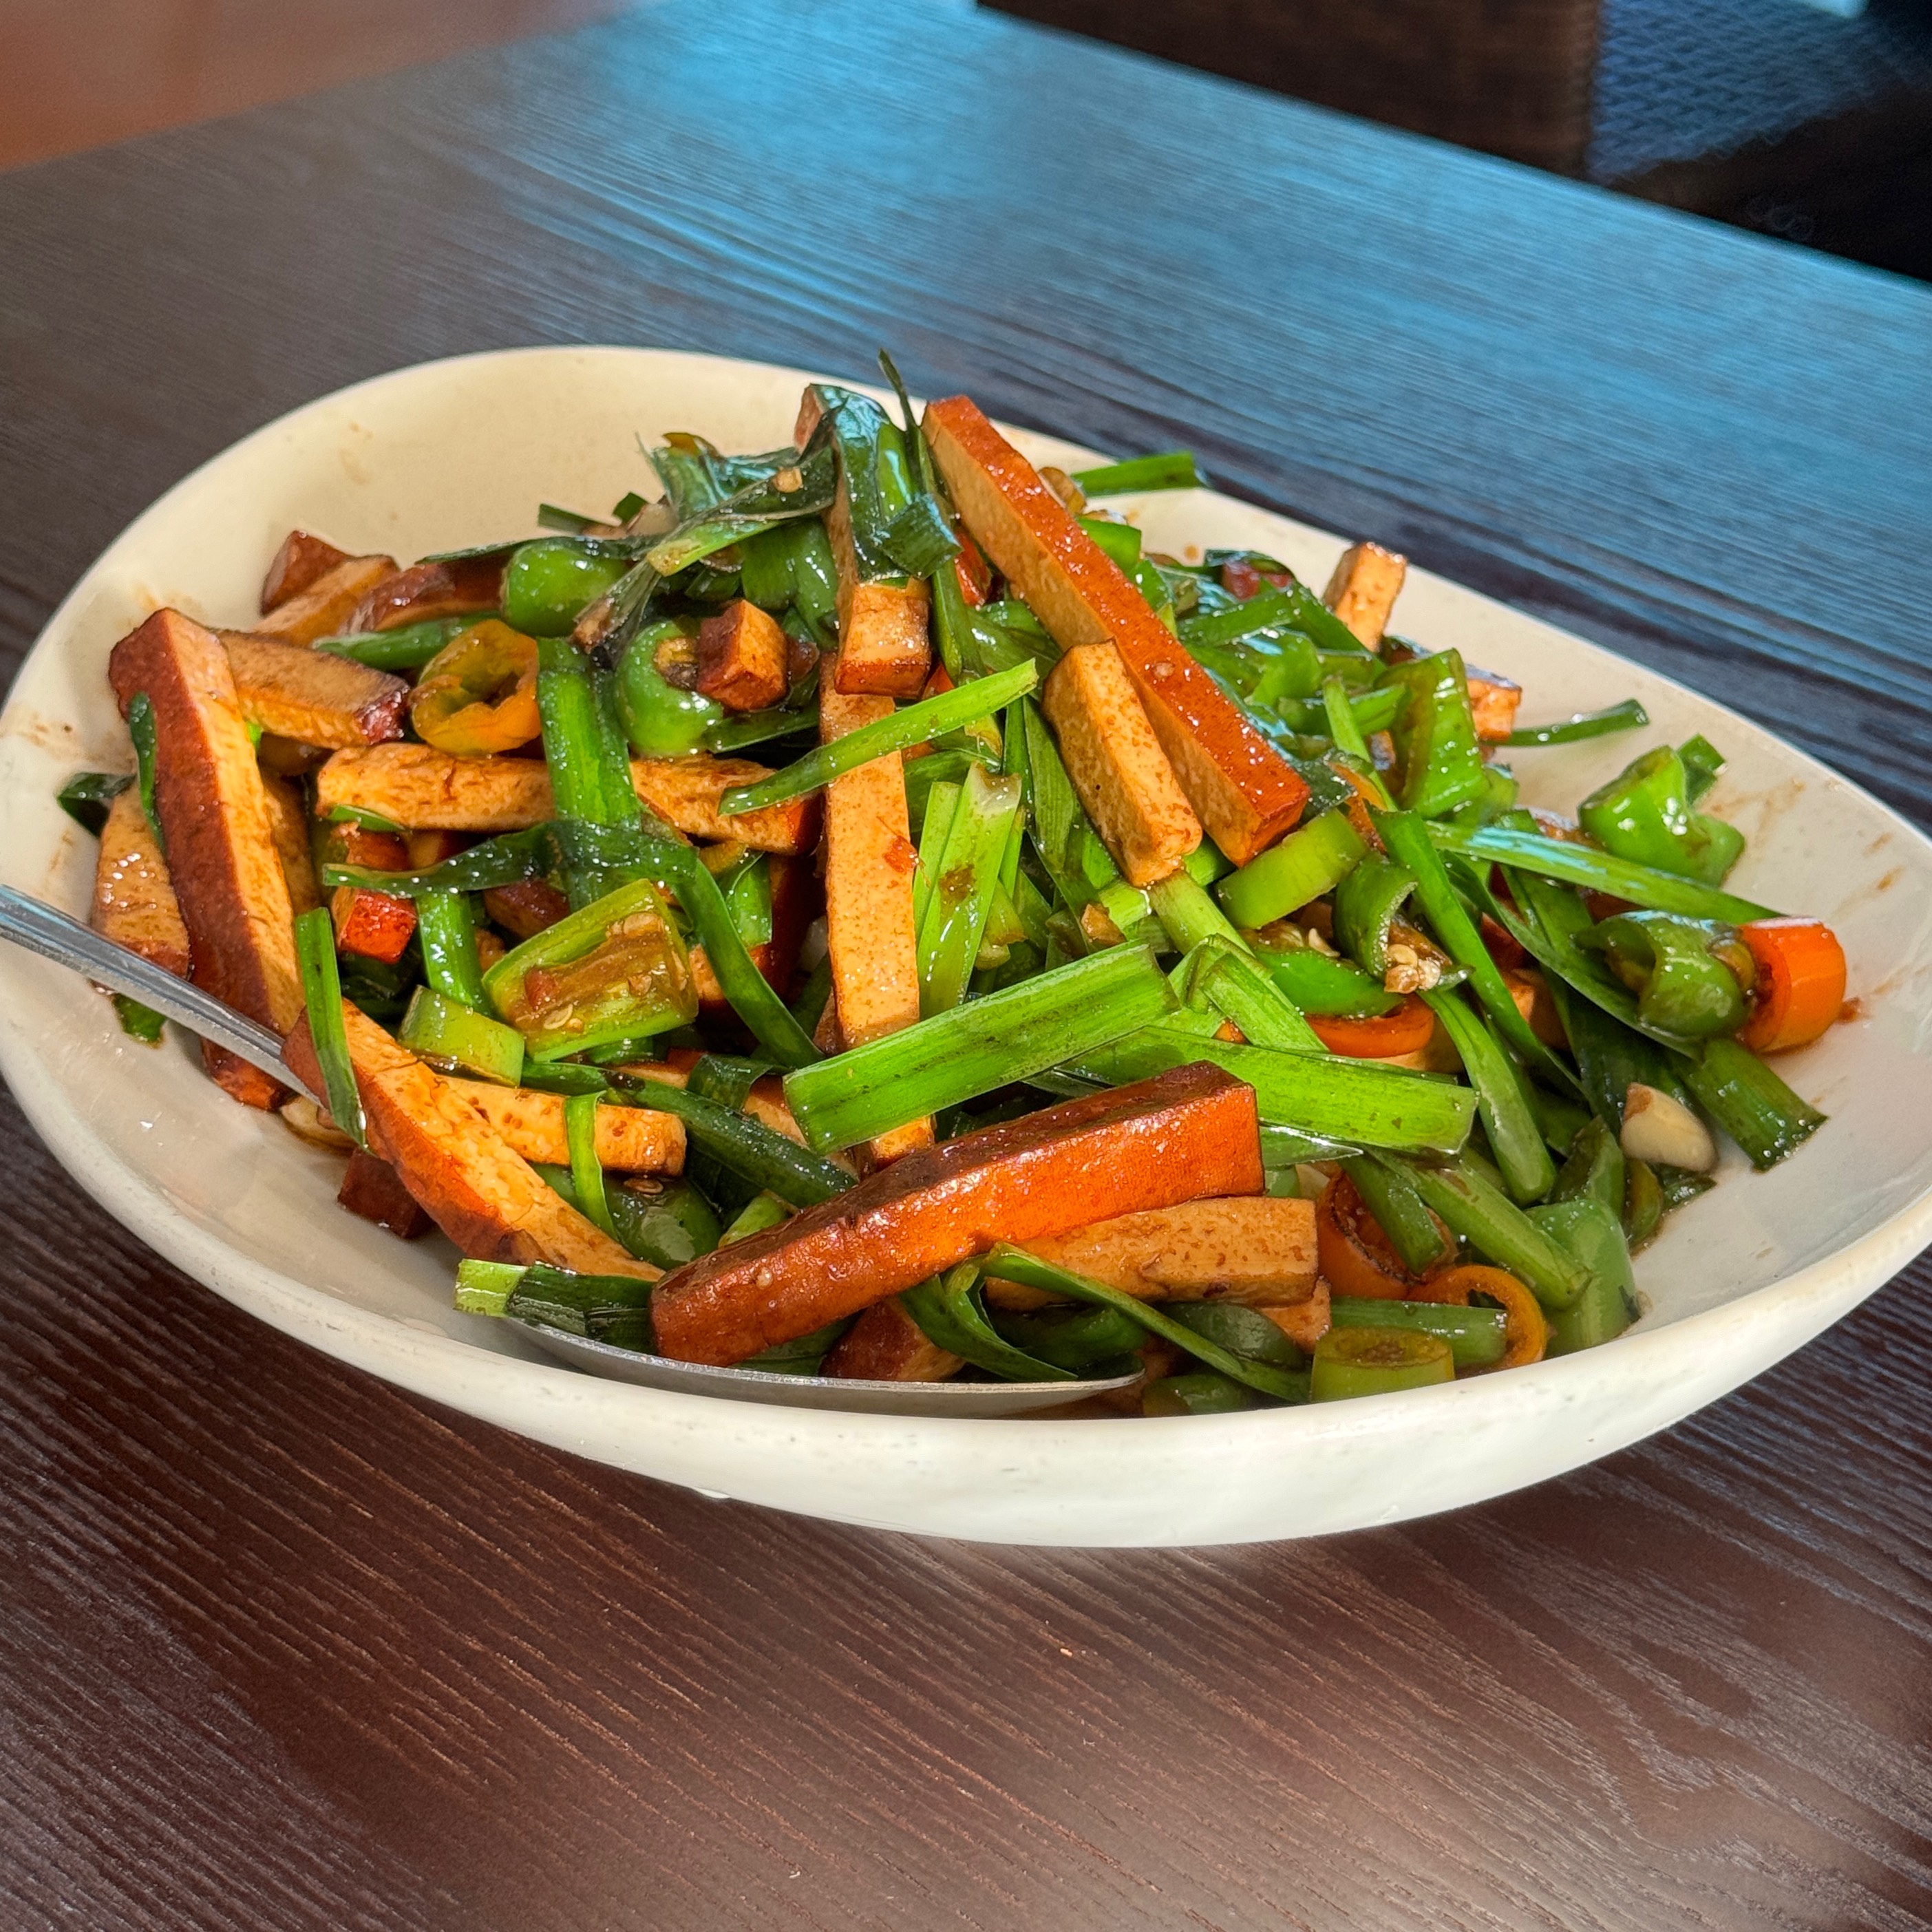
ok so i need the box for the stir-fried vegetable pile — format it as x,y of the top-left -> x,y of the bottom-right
60,355 -> 1848,1415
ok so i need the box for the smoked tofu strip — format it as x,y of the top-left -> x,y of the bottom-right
315,745 -> 814,852
983,1196 -> 1317,1310
251,554 -> 396,646
262,530 -> 352,613
797,387 -> 932,698
1321,542 -> 1407,650
107,608 -> 302,1107
89,787 -> 190,978
1467,664 -> 1524,741
1043,641 -> 1200,886
648,1065 -> 1262,1366
284,1004 -> 657,1279
222,633 -> 407,747
821,1298 -> 964,1382
818,678 -> 934,1165
923,395 -> 1307,864
443,1081 -> 687,1173
259,772 -> 323,917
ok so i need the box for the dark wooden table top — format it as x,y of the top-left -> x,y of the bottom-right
2,3 -> 1929,1925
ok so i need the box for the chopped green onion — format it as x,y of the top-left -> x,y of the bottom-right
917,764 -> 1023,1014
984,1246 -> 1309,1403
1077,515 -> 1143,571
1381,1152 -> 1589,1310
1310,1326 -> 1454,1400
1419,987 -> 1555,1204
1216,809 -> 1367,929
314,617 -> 471,672
1504,698 -> 1649,747
1429,822 -> 1775,923
398,985 -> 526,1085
783,945 -> 1178,1153
900,1265 -> 1076,1382
112,995 -> 167,1044
565,1092 -> 618,1239
1070,452 -> 1203,495
1680,1036 -> 1825,1170
1148,869 -> 1244,956
719,661 -> 1037,816
536,1165 -> 721,1269
293,906 -> 364,1147
1186,936 -> 1326,1052
606,1076 -> 852,1208
720,1193 -> 792,1245
454,1258 -> 655,1350
1339,1154 -> 1455,1274
416,891 -> 485,1009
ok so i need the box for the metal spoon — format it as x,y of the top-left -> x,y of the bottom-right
0,886 -> 1139,1416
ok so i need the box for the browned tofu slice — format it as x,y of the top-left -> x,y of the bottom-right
1262,1282 -> 1330,1354
818,679 -> 933,1165
694,599 -> 788,712
259,772 -> 322,917
316,744 -> 553,831
630,755 -> 820,854
107,608 -> 302,1107
1043,641 -> 1200,886
444,1081 -> 686,1173
337,1147 -> 434,1240
983,1196 -> 1317,1310
222,633 -> 407,747
348,555 -> 505,633
821,1297 -> 963,1381
1321,542 -> 1407,650
251,554 -> 397,646
284,1003 -> 657,1277
923,395 -> 1308,863
90,787 -> 190,977
261,531 -> 352,614
1467,664 -> 1523,741
796,388 -> 933,698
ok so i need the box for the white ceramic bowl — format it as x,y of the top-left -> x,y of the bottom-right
3,346 -> 1929,1547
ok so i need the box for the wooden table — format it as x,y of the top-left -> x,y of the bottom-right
2,3 -> 1929,1924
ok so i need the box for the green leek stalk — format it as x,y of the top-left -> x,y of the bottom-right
1428,820 -> 1773,923
1543,976 -> 1690,1132
1419,988 -> 1556,1204
1064,1028 -> 1476,1152
900,1266 -> 1075,1382
1379,648 -> 1486,818
536,1165 -> 721,1269
719,661 -> 1037,816
1148,871 -> 1246,957
1216,809 -> 1368,929
315,616 -> 471,672
397,985 -> 526,1085
535,637 -> 646,909
1340,1154 -> 1455,1274
984,1247 -> 1310,1402
1374,809 -> 1579,1094
917,764 -> 1024,1014
1679,734 -> 1726,804
1071,452 -> 1202,494
1164,1302 -> 1307,1368
1505,698 -> 1648,748
1310,1327 -> 1454,1400
1328,1297 -> 1507,1370
995,1303 -> 1174,1373
453,1258 -> 655,1352
783,945 -> 1178,1152
601,1077 -> 852,1207
293,906 -> 365,1147
1383,1151 -> 1589,1309
565,1093 -> 619,1239
1142,1374 -> 1259,1416
416,891 -> 486,1009
720,1193 -> 792,1244
1680,1036 -> 1826,1169
911,778 -> 960,932
1321,679 -> 1393,807
1578,743 -> 1745,886
1549,1115 -> 1626,1219
1185,936 -> 1326,1052
1536,1198 -> 1639,1355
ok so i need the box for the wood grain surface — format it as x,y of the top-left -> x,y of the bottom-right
1,2 -> 1929,1925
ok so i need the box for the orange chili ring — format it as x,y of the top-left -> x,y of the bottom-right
1735,917 -> 1847,1054
1306,995 -> 1435,1059
1410,1264 -> 1548,1371
407,619 -> 542,755
1315,1173 -> 1421,1300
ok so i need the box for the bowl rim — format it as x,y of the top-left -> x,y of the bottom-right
4,341 -> 1931,1525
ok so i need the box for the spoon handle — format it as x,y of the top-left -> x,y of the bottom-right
0,885 -> 310,1098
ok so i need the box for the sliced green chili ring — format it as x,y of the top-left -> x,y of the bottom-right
1310,1327 -> 1454,1400
1379,647 -> 1486,818
1331,853 -> 1416,977
1328,1297 -> 1508,1370
1217,809 -> 1368,931
1253,945 -> 1400,1019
